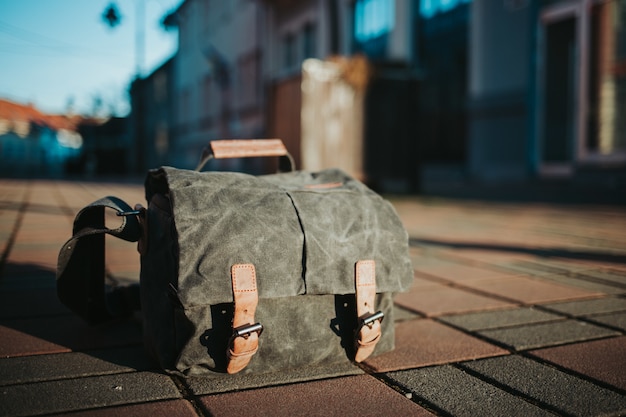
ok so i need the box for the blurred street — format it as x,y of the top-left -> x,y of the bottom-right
0,177 -> 625,416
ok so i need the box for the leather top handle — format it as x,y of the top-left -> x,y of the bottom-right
195,139 -> 295,172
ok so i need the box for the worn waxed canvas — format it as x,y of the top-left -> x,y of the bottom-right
141,167 -> 413,376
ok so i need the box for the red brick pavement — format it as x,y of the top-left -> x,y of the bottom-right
0,178 -> 625,416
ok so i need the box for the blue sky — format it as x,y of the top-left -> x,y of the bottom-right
0,0 -> 183,116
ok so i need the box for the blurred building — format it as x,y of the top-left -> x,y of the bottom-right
469,0 -> 625,187
78,116 -> 132,176
158,0 -> 267,170
130,0 -> 625,191
130,58 -> 175,173
0,98 -> 83,177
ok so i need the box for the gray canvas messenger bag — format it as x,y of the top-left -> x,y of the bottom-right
57,139 -> 413,376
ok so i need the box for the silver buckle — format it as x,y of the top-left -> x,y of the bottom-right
359,311 -> 384,330
233,322 -> 263,339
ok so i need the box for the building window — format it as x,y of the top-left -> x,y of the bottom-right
420,0 -> 472,19
354,0 -> 395,43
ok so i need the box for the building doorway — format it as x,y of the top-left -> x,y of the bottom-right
536,0 -> 626,177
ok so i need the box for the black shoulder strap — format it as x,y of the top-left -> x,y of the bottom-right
56,196 -> 142,325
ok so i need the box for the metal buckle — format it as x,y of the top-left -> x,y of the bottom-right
233,322 -> 263,339
116,210 -> 144,217
359,311 -> 384,330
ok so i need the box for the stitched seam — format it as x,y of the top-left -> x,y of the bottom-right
357,260 -> 376,286
232,264 -> 256,292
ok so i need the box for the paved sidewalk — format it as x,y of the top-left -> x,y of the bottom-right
0,178 -> 625,416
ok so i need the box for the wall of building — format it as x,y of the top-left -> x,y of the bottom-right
170,0 -> 265,170
467,0 -> 532,182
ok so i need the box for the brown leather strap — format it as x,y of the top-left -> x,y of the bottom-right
354,260 -> 383,362
226,264 -> 262,374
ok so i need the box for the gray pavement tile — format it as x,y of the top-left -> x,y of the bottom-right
0,347 -> 156,386
541,297 -> 626,317
439,307 -> 563,332
478,319 -> 620,351
461,355 -> 626,416
199,374 -> 433,417
184,360 -> 363,395
46,399 -> 199,417
571,270 -> 626,288
587,311 -> 626,332
0,372 -> 181,417
386,365 -> 551,417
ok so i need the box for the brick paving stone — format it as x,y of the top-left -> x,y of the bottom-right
534,273 -> 626,295
46,399 -> 199,417
394,305 -> 422,322
495,260 -> 593,278
362,319 -> 508,372
407,273 -> 449,290
413,263 -> 518,283
0,347 -> 156,386
184,361 -> 363,395
529,336 -> 626,391
478,319 -> 620,351
437,247 -> 534,265
394,285 -> 516,317
587,311 -> 626,331
199,374 -> 433,417
460,355 -> 626,416
0,316 -> 142,357
0,323 -> 70,357
541,296 -> 626,317
460,276 -> 602,304
386,365 -> 551,417
0,372 -> 181,417
439,307 -> 563,332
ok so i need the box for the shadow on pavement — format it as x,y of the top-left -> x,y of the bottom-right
421,181 -> 626,207
0,262 -> 152,371
411,238 -> 626,265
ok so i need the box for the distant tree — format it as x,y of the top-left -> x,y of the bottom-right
102,3 -> 122,28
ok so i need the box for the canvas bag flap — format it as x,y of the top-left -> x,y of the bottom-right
145,166 -> 413,308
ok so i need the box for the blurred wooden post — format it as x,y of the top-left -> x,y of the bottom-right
300,55 -> 371,181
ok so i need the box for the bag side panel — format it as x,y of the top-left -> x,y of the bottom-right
140,194 -> 180,369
